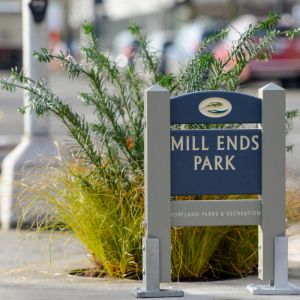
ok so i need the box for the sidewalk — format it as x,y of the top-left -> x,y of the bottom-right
0,227 -> 300,300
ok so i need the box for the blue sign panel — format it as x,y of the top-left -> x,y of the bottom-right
171,91 -> 261,124
171,129 -> 261,195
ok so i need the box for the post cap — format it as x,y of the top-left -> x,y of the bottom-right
146,84 -> 169,92
259,82 -> 285,92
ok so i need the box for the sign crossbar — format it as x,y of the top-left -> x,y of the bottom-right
171,200 -> 261,226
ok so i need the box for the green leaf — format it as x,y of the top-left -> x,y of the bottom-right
33,48 -> 53,63
82,22 -> 94,35
258,12 -> 280,30
0,80 -> 16,92
128,22 -> 140,35
17,106 -> 26,114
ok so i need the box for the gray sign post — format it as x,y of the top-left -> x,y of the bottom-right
1,0 -> 56,229
247,83 -> 294,294
134,85 -> 184,297
134,83 -> 300,298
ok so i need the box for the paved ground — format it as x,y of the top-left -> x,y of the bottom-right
0,226 -> 300,300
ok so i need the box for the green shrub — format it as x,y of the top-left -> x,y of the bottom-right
21,161 -> 144,278
1,13 -> 299,280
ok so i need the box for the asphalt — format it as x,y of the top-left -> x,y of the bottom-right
0,226 -> 300,300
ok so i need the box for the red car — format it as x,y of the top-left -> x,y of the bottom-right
214,14 -> 300,86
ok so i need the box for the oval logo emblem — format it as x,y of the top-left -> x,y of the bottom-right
198,97 -> 232,118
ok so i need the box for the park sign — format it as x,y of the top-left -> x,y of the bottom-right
133,84 -> 300,298
171,129 -> 261,195
170,90 -> 261,196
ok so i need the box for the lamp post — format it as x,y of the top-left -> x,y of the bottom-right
0,0 -> 57,230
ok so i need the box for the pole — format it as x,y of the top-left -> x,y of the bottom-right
24,0 -> 49,137
247,83 -> 299,294
258,83 -> 286,284
1,0 -> 56,230
134,85 -> 183,298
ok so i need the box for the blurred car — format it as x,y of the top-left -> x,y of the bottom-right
165,18 -> 227,74
112,30 -> 136,68
112,29 -> 173,73
214,14 -> 300,86
147,31 -> 173,74
0,1 -> 22,69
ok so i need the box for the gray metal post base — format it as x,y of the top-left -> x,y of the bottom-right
247,283 -> 300,295
247,236 -> 300,295
133,287 -> 184,298
133,237 -> 184,298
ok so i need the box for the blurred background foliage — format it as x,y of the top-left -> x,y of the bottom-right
3,0 -> 300,88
